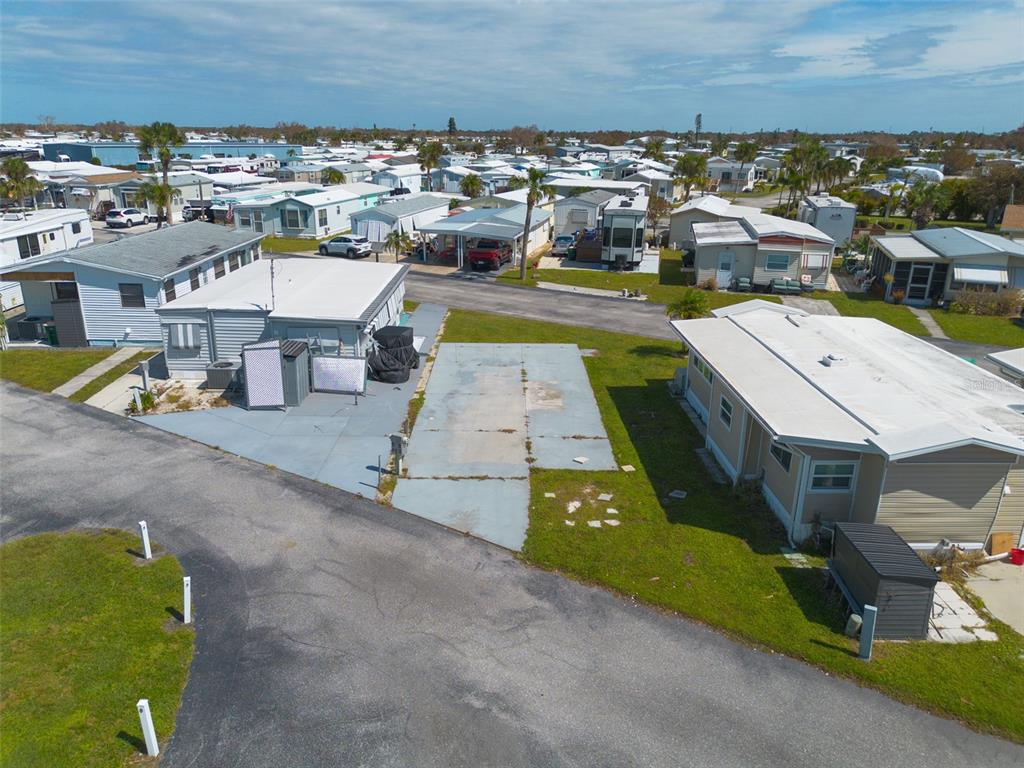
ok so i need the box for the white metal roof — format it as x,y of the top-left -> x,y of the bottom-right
0,208 -> 89,240
670,309 -> 1024,458
872,235 -> 943,262
711,300 -> 807,318
692,220 -> 756,245
742,213 -> 834,244
158,257 -> 407,323
986,348 -> 1024,379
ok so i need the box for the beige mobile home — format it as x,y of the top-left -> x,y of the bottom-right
670,302 -> 1024,550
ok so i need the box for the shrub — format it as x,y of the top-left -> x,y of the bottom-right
666,288 -> 711,319
127,389 -> 156,414
891,288 -> 906,304
697,277 -> 719,291
950,288 -> 1022,317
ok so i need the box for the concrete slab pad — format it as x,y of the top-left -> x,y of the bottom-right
249,434 -> 338,478
391,478 -> 530,550
417,393 -> 525,433
274,414 -> 352,436
212,405 -> 289,433
137,411 -> 271,457
317,435 -> 391,496
530,435 -> 617,470
966,561 -> 1024,635
405,429 -> 527,478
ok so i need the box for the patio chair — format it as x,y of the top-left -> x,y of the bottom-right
732,277 -> 752,292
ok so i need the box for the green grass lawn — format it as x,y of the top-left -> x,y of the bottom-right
264,235 -> 324,252
928,311 -> 1024,347
808,291 -> 930,335
0,348 -> 116,392
0,530 -> 195,766
498,249 -> 783,311
69,350 -> 157,403
442,309 -> 1024,742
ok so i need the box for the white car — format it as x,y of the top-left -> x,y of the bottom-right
319,235 -> 373,258
552,234 -> 576,256
105,208 -> 150,228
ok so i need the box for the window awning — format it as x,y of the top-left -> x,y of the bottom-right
69,188 -> 91,196
953,264 -> 1008,285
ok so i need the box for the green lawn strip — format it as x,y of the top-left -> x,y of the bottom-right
927,311 -> 1024,347
68,350 -> 157,403
0,348 -> 116,392
403,299 -> 420,313
498,250 -> 782,310
264,235 -> 323,252
441,308 -> 1024,742
0,530 -> 194,767
810,291 -> 930,335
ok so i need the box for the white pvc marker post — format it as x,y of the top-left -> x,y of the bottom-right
138,521 -> 152,560
183,576 -> 192,625
136,698 -> 159,756
859,604 -> 878,661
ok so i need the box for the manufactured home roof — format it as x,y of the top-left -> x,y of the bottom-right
912,227 -> 1024,258
670,194 -> 760,219
1,221 -> 264,280
692,220 -> 756,245
352,193 -> 449,221
670,306 -> 1024,458
986,347 -> 1024,379
872,235 -> 942,262
158,257 -> 408,323
417,204 -> 552,240
558,190 -> 616,206
0,208 -> 89,240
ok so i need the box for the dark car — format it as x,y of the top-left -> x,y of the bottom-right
467,239 -> 513,271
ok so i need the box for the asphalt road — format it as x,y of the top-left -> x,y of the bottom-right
2,385 -> 1020,767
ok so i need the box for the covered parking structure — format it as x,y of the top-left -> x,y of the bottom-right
416,204 -> 552,269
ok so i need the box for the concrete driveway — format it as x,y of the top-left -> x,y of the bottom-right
2,384 -> 1020,767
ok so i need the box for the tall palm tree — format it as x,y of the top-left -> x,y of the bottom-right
417,141 -> 444,192
673,154 -> 708,202
136,180 -> 180,229
384,229 -> 413,263
0,157 -> 43,209
519,168 -> 554,280
642,137 -> 666,164
137,121 -> 185,225
323,168 -> 346,185
733,141 -> 758,192
459,173 -> 484,198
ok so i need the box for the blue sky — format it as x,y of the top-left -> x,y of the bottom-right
2,0 -> 1022,133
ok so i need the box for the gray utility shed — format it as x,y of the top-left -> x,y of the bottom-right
830,522 -> 938,640
281,340 -> 310,407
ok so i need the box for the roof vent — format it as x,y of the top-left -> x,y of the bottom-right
786,314 -> 802,327
821,353 -> 848,367
619,200 -> 631,207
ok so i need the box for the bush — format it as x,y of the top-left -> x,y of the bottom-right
891,288 -> 905,304
666,288 -> 711,319
127,389 -> 156,414
949,288 -> 1023,317
697,277 -> 719,291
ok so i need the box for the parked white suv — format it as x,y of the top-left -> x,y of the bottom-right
105,208 -> 150,228
319,235 -> 373,258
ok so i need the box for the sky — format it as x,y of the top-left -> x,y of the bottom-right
2,0 -> 1023,134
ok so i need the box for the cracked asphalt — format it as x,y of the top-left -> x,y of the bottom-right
2,384 -> 1021,767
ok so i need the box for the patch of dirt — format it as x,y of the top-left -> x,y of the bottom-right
146,380 -> 242,415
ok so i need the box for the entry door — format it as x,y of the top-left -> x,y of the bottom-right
907,263 -> 932,301
716,251 -> 734,286
50,282 -> 88,347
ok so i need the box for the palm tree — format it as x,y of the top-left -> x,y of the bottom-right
733,141 -> 758,192
903,179 -> 942,229
673,154 -> 708,202
825,157 -> 853,189
507,176 -> 528,191
666,288 -> 710,319
384,229 -> 413,263
286,148 -> 297,158
137,121 -> 185,225
323,168 -> 346,185
417,141 -> 444,192
0,157 -> 44,209
642,137 -> 666,164
459,173 -> 484,198
518,168 -> 554,280
135,180 -> 180,229
884,183 -> 905,223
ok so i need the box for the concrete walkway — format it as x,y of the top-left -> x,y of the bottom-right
909,306 -> 948,338
51,346 -> 140,397
84,369 -> 146,413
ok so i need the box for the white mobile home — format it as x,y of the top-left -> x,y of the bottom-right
798,195 -> 856,247
349,194 -> 450,243
371,164 -> 424,193
157,258 -> 408,379
0,209 -> 93,309
232,183 -> 390,240
553,190 -> 616,235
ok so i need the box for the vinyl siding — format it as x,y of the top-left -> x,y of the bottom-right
762,440 -> 801,521
75,264 -> 163,345
799,446 -> 861,526
992,465 -> 1024,543
160,312 -> 212,376
741,418 -> 766,478
694,243 -> 756,286
753,250 -> 800,286
706,378 -> 744,480
210,311 -> 270,361
877,461 -> 1010,544
851,453 -> 886,524
686,358 -> 712,416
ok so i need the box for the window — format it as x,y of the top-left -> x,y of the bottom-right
252,209 -> 263,233
336,206 -> 341,214
612,228 -> 633,247
318,208 -> 328,227
719,396 -> 733,429
765,253 -> 790,272
602,227 -> 610,246
118,283 -> 145,308
189,267 -> 201,291
810,462 -> 857,491
49,232 -> 56,241
228,252 -> 240,271
769,443 -> 792,472
282,209 -> 301,229
721,171 -> 732,181
72,221 -> 82,234
168,323 -> 200,350
16,234 -> 40,259
692,356 -> 712,383
54,282 -> 78,301
239,211 -> 252,227
635,228 -> 644,247
163,278 -> 176,303
214,257 -> 226,279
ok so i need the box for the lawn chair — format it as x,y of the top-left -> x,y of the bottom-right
732,277 -> 752,292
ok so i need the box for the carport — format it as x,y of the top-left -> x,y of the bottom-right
416,204 -> 552,269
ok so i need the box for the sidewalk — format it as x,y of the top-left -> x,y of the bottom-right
51,346 -> 139,398
908,306 -> 948,338
84,369 -> 146,413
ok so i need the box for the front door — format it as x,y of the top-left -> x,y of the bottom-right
716,251 -> 734,286
50,282 -> 88,347
907,263 -> 932,302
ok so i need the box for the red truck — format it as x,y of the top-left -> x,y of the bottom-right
467,239 -> 513,271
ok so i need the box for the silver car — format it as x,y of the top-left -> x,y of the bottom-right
105,208 -> 150,228
319,235 -> 373,258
